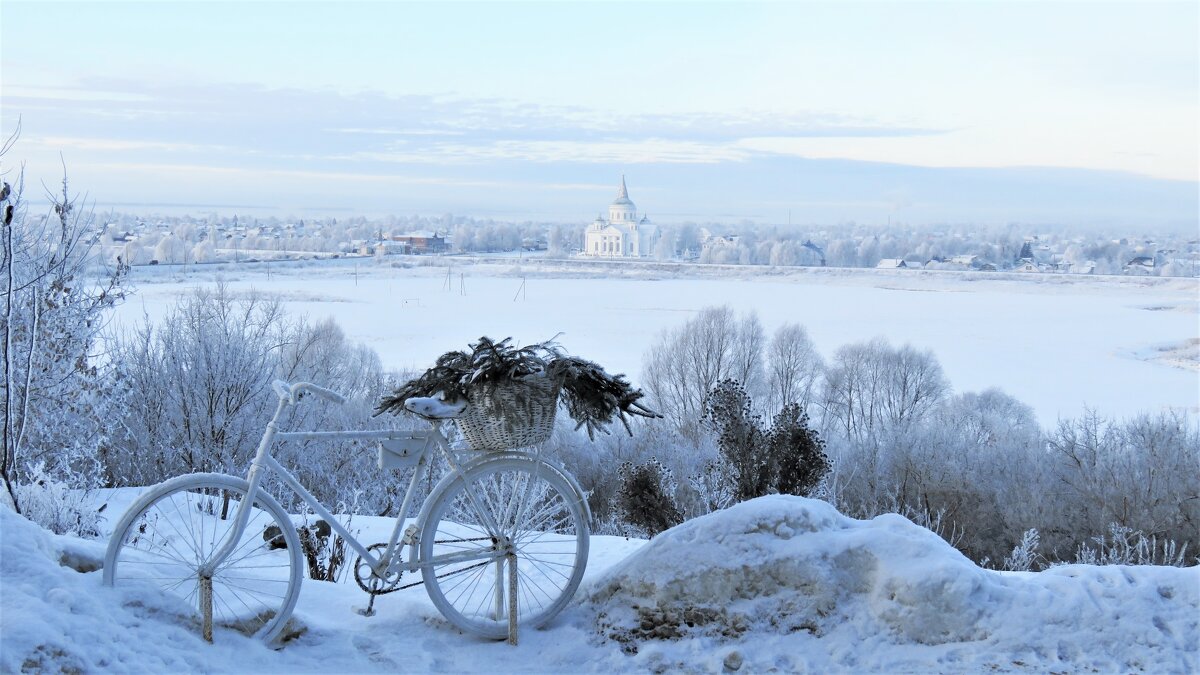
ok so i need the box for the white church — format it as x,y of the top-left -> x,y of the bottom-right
583,176 -> 658,258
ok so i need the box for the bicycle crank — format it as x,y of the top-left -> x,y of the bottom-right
353,543 -> 405,596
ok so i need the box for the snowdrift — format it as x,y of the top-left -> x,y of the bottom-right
0,506 -> 305,672
2,496 -> 1197,673
585,496 -> 1199,672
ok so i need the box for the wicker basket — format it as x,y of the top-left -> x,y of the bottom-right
457,376 -> 560,450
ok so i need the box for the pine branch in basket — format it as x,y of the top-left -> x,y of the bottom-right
548,356 -> 662,440
375,336 -> 662,440
467,336 -> 545,384
374,349 -> 472,415
374,336 -> 554,416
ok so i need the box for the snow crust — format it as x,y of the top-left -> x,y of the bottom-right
3,495 -> 1197,673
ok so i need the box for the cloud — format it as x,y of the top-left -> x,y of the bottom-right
2,79 -> 943,171
3,79 -> 1193,227
343,138 -> 755,165
3,84 -> 155,103
28,136 -> 236,154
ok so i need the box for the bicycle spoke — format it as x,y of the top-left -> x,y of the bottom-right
519,553 -> 572,586
516,565 -> 556,607
107,477 -> 300,645
165,492 -> 204,560
421,457 -> 587,638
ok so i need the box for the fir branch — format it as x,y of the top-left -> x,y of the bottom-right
375,337 -> 661,438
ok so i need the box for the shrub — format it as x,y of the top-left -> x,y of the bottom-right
617,458 -> 683,537
14,461 -> 106,538
702,380 -> 768,501
702,380 -> 829,504
297,518 -> 350,582
766,403 -> 829,498
1071,523 -> 1193,567
1002,528 -> 1042,572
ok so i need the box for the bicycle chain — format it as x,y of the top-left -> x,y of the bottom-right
354,537 -> 499,596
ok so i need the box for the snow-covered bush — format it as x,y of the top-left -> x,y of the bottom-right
1071,523 -> 1193,567
702,380 -> 768,501
767,403 -> 829,498
105,284 -> 289,480
1047,411 -> 1199,557
686,457 -> 737,517
14,461 -> 106,538
637,309 -> 1197,568
1002,528 -> 1042,572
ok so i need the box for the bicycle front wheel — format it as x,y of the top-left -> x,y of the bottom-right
103,473 -> 304,644
419,456 -> 589,639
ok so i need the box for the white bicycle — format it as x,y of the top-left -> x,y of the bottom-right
103,380 -> 590,644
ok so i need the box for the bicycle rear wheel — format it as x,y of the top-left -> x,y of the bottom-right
418,456 -> 589,639
103,473 -> 303,644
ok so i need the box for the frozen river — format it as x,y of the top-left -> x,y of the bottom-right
111,257 -> 1200,425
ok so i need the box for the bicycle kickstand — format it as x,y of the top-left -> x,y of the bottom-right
354,595 -> 377,617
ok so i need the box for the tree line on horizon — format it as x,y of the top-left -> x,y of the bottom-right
95,208 -> 1198,277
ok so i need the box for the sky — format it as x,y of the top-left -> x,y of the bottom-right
1,1 -> 1197,227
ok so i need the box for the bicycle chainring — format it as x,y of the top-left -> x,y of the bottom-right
353,543 -> 404,595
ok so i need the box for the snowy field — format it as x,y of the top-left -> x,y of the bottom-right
110,256 -> 1200,425
2,492 -> 1196,673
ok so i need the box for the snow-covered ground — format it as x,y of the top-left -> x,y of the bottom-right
111,257 -> 1200,425
2,493 -> 1196,673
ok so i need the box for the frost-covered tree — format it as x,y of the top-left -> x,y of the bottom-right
154,233 -> 187,263
1046,411 -> 1199,551
106,285 -> 405,513
820,338 -> 948,442
642,306 -> 765,440
191,239 -> 215,263
121,239 -> 146,266
106,284 -> 289,482
765,323 -> 824,416
1,139 -> 126,512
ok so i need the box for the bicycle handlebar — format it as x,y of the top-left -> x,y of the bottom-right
272,380 -> 346,405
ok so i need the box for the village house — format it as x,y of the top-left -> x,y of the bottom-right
391,231 -> 447,254
1124,256 -> 1155,275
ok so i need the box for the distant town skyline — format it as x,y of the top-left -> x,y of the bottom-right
1,1 -> 1196,227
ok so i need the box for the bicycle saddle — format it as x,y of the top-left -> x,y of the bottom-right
403,397 -> 468,420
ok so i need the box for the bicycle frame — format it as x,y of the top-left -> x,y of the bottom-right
105,378 -> 595,646
198,385 -> 507,585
